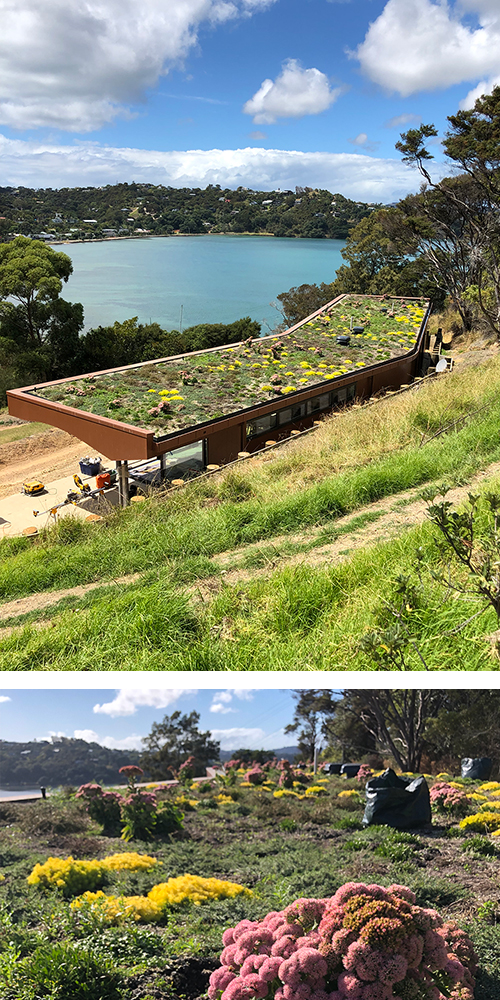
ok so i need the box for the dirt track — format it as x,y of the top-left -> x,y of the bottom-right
0,427 -> 112,499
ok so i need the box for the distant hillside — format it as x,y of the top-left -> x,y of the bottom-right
219,746 -> 300,763
0,183 -> 378,243
0,738 -> 142,789
0,738 -> 302,787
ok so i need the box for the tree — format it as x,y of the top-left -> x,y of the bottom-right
0,236 -> 74,346
395,87 -> 500,335
330,210 -> 446,307
422,690 -> 500,771
284,690 -> 339,761
276,282 -> 338,326
140,711 -> 220,779
334,690 -> 447,772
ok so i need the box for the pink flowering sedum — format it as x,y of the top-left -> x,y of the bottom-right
429,783 -> 469,818
208,883 -> 476,1000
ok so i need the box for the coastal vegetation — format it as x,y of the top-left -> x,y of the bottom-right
2,762 -> 500,999
0,184 -> 374,243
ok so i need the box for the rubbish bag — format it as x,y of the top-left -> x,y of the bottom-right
323,763 -> 342,775
341,763 -> 361,778
461,757 -> 493,780
363,768 -> 431,829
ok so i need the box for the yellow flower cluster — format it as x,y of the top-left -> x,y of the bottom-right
479,800 -> 500,812
216,794 -> 234,804
273,789 -> 299,798
27,853 -> 158,896
338,790 -> 359,799
305,786 -> 328,797
459,812 -> 500,833
479,782 -> 500,792
71,891 -> 161,923
71,874 -> 250,923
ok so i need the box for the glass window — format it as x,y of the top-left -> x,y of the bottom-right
307,397 -> 321,415
291,402 -> 306,420
331,382 -> 357,408
246,412 -> 278,439
278,407 -> 292,426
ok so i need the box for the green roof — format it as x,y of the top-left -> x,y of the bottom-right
33,295 -> 428,438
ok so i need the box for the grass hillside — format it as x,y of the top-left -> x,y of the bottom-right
2,351 -> 500,670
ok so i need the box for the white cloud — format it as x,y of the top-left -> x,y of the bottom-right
354,0 -> 500,97
74,728 -> 144,751
210,727 -> 266,749
210,689 -> 254,713
210,691 -> 234,714
0,0 -> 277,132
460,73 -> 500,108
0,696 -> 11,703
385,113 -> 422,129
243,59 -> 341,124
0,133 -> 439,201
93,688 -> 195,717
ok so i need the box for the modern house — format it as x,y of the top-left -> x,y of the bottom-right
7,293 -> 431,504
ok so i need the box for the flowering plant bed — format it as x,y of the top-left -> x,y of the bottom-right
209,882 -> 476,1000
33,296 -> 427,438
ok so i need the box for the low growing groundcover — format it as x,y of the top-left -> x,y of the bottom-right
2,769 -> 500,1000
32,296 -> 426,435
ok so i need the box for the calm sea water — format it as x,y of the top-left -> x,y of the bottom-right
58,235 -> 346,333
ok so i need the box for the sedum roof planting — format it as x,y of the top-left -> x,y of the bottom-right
33,295 -> 428,438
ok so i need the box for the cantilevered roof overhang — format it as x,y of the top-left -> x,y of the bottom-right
7,294 -> 431,460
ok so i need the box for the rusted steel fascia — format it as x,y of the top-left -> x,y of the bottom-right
6,387 -> 156,458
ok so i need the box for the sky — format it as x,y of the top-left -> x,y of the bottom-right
0,687 -> 308,753
2,0 -> 500,201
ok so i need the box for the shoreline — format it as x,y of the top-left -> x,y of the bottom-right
48,231 -> 349,247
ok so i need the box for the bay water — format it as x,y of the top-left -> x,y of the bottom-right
58,234 -> 346,333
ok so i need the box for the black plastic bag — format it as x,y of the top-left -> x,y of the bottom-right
341,763 -> 361,778
363,768 -> 431,829
323,763 -> 342,775
461,757 -> 493,780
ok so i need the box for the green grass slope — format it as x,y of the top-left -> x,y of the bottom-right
2,355 -> 500,670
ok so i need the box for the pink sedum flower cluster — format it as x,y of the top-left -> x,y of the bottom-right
429,783 -> 469,818
356,765 -> 373,785
208,883 -> 476,1000
245,767 -> 266,785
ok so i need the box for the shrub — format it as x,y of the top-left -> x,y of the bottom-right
245,767 -> 265,786
120,790 -> 159,841
430,782 -> 470,818
208,882 -> 477,1000
75,784 -> 122,833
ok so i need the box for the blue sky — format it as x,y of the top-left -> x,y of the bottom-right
2,0 -> 500,200
0,687 -> 307,753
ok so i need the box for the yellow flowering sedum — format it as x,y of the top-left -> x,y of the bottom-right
71,874 -> 250,923
27,853 -> 159,896
305,786 -> 328,796
479,782 -> 500,792
459,812 -> 500,833
338,790 -> 359,799
71,891 -> 161,923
